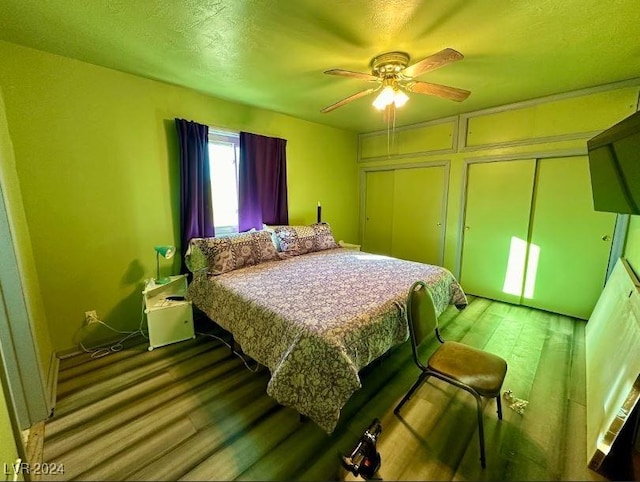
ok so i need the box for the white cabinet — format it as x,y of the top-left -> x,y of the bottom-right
143,275 -> 194,350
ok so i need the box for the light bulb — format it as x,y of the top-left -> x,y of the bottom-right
372,86 -> 396,110
394,89 -> 409,108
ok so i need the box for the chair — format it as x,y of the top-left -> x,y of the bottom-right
394,281 -> 508,468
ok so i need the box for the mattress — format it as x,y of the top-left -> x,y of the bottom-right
187,248 -> 467,433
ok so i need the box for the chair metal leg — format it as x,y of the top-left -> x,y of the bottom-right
474,394 -> 487,469
496,392 -> 503,420
394,371 -> 429,415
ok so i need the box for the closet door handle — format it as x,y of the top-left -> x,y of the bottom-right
602,235 -> 611,242
464,226 -> 470,231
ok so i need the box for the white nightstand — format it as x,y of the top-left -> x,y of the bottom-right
338,240 -> 361,251
143,274 -> 195,351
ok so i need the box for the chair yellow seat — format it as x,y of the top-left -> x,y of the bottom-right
394,280 -> 508,468
428,341 -> 508,397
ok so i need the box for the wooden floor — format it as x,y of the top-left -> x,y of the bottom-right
42,297 -> 609,481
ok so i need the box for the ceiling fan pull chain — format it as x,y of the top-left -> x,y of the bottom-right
385,103 -> 397,158
392,104 -> 397,153
387,105 -> 391,157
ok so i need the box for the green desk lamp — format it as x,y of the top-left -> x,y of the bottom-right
154,245 -> 175,284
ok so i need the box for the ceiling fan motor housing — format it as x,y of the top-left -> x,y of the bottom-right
370,51 -> 410,77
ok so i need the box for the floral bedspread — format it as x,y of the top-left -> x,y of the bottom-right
187,248 -> 467,433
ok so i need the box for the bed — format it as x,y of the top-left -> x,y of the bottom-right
186,235 -> 467,433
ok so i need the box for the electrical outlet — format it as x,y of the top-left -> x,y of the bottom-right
85,310 -> 98,324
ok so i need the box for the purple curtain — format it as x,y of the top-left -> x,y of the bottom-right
238,132 -> 289,231
175,119 -> 214,269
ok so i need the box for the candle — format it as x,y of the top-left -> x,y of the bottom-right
317,201 -> 322,223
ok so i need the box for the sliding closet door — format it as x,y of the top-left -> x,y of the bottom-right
391,166 -> 446,265
524,156 -> 616,319
362,170 -> 394,255
460,159 -> 536,304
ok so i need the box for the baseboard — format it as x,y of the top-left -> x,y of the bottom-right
55,345 -> 85,360
55,332 -> 149,360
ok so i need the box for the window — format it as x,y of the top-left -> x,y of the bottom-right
208,131 -> 240,234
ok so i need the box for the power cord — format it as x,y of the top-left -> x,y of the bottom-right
80,297 -> 148,359
196,331 -> 260,372
80,297 -> 260,373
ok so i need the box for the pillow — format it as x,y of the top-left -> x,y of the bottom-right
273,223 -> 339,256
184,240 -> 208,273
252,230 -> 281,263
185,230 -> 279,275
262,223 -> 282,252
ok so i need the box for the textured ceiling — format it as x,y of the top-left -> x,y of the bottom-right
1,0 -> 639,133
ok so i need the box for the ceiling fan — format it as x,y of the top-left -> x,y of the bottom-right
321,48 -> 471,113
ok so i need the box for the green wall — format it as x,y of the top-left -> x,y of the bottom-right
624,215 -> 640,277
0,40 -> 359,353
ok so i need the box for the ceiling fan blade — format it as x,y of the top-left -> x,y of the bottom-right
405,81 -> 471,102
324,69 -> 379,81
401,48 -> 464,79
321,87 -> 378,113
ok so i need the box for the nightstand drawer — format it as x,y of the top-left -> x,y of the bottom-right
145,302 -> 194,350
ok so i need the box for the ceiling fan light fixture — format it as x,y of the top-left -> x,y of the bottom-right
373,85 -> 409,110
393,89 -> 409,108
372,85 -> 396,110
